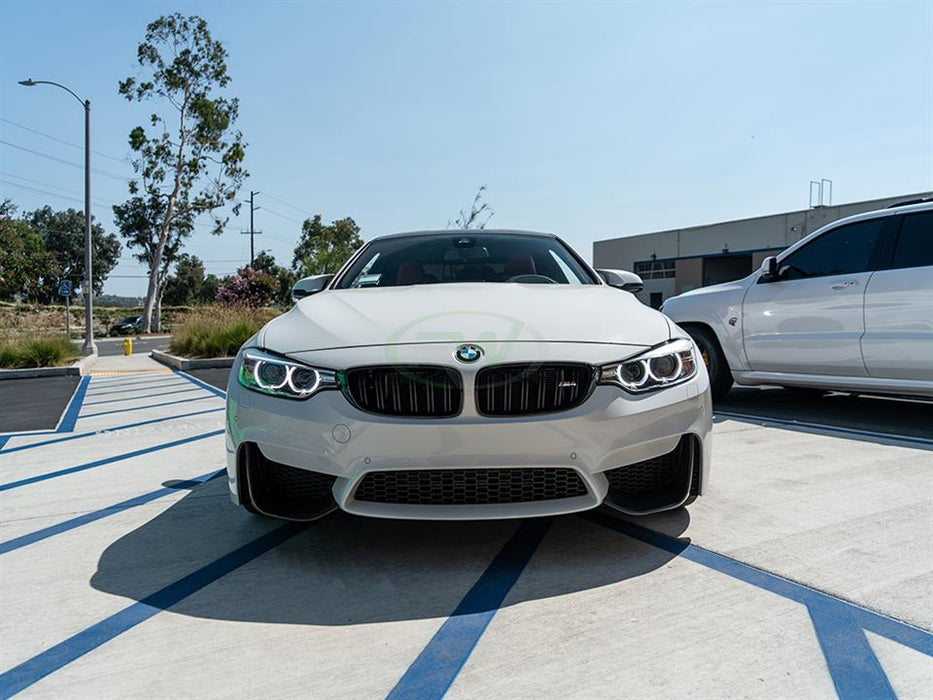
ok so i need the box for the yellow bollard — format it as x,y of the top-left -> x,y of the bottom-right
123,337 -> 133,356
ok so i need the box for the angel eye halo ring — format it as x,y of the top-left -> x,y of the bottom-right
238,348 -> 337,399
599,338 -> 697,393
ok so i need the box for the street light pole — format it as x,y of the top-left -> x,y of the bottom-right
18,78 -> 97,356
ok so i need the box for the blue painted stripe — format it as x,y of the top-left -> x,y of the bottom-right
83,386 -> 202,406
0,437 -> 8,451
55,376 -> 90,432
0,470 -> 224,555
0,522 -> 306,699
387,519 -> 551,700
807,598 -> 896,700
79,395 -> 218,419
175,370 -> 228,398
715,411 -> 933,449
589,513 -> 933,659
85,373 -> 173,386
0,408 -> 223,456
0,430 -> 224,492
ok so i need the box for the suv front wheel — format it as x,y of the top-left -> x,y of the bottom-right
685,325 -> 733,400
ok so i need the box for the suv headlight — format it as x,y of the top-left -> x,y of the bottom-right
598,338 -> 697,393
237,348 -> 338,400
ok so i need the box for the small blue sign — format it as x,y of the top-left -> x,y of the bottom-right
59,280 -> 72,297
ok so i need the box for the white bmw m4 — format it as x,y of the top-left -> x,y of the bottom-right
225,230 -> 711,521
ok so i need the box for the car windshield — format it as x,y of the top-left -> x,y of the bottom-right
335,233 -> 597,288
121,316 -> 139,323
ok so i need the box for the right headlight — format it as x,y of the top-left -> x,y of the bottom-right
237,348 -> 338,400
598,338 -> 697,393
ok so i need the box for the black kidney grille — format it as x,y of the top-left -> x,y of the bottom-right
475,364 -> 594,416
344,366 -> 462,417
354,468 -> 588,505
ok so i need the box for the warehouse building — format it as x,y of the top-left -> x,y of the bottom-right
593,191 -> 933,308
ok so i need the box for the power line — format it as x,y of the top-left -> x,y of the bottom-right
261,191 -> 314,218
0,116 -> 130,165
0,139 -> 132,182
260,205 -> 302,224
0,178 -> 112,210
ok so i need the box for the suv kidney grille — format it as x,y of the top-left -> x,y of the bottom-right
475,363 -> 594,416
354,468 -> 588,505
344,366 -> 462,417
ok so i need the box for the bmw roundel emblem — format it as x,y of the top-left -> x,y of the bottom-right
455,344 -> 483,363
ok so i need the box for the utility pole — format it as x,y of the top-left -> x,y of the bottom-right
241,190 -> 262,266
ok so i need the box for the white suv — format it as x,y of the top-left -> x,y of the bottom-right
661,200 -> 933,399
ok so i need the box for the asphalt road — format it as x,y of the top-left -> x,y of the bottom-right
0,376 -> 81,432
95,336 -> 171,357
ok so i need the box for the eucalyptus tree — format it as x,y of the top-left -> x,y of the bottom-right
116,13 -> 247,332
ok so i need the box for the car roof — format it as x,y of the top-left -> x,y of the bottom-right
370,229 -> 559,242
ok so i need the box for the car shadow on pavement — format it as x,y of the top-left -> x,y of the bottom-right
91,477 -> 689,626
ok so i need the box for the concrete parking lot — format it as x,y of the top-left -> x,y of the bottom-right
0,370 -> 931,699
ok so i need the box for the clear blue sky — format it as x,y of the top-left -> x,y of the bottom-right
2,0 -> 931,297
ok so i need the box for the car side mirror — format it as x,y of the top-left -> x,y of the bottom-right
758,256 -> 779,283
596,268 -> 644,294
291,274 -> 333,302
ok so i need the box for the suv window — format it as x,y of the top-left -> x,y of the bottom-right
779,218 -> 885,280
891,211 -> 933,269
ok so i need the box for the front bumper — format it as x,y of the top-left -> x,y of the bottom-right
224,349 -> 712,521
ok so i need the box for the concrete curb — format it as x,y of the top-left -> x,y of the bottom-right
0,352 -> 98,381
150,349 -> 235,370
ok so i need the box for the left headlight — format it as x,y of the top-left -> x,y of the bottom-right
598,338 -> 697,393
237,348 -> 338,400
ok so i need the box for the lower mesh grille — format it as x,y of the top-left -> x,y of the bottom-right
256,458 -> 336,500
354,468 -> 588,505
605,450 -> 680,494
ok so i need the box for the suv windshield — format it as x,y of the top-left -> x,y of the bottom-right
335,233 -> 597,288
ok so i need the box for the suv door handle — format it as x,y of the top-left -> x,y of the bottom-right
831,280 -> 857,289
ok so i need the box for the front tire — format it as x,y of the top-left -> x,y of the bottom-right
685,325 -> 733,400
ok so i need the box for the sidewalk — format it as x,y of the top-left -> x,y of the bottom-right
87,352 -> 170,375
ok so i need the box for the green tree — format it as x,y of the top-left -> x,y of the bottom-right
449,185 -> 494,230
292,216 -> 363,276
118,13 -> 247,332
26,206 -> 121,301
0,217 -> 59,302
163,253 -> 213,305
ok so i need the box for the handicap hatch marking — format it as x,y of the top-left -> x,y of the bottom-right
589,513 -> 929,700
0,470 -> 225,555
0,522 -> 308,698
386,519 -> 551,700
0,429 -> 224,492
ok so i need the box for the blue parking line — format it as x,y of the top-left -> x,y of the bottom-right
0,408 -> 223,456
386,519 -> 551,700
83,386 -> 202,406
56,377 -> 90,432
807,598 -> 896,700
0,522 -> 307,699
0,438 -> 8,451
589,513 -> 932,697
715,411 -> 933,450
0,470 -> 224,555
79,395 -> 218,419
0,430 -> 224,492
175,370 -> 228,398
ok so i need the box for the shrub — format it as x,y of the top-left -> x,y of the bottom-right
169,306 -> 279,358
215,267 -> 278,308
0,335 -> 80,369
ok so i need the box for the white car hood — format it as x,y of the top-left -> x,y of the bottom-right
260,283 -> 671,353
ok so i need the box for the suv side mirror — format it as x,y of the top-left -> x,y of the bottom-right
758,256 -> 779,283
291,274 -> 333,302
596,268 -> 644,294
